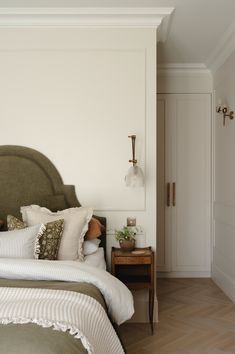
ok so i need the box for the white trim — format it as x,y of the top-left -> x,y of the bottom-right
157,63 -> 211,76
207,19 -> 235,74
156,7 -> 174,43
157,271 -> 211,278
212,264 -> 235,303
158,63 -> 207,69
0,7 -> 173,15
211,90 -> 216,257
0,7 -> 174,34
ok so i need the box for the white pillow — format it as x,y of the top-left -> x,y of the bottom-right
0,224 -> 44,259
84,248 -> 106,270
21,205 -> 93,261
83,239 -> 101,256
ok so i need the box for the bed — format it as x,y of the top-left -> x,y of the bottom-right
0,145 -> 134,354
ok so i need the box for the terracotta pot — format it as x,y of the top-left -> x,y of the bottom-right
119,239 -> 135,252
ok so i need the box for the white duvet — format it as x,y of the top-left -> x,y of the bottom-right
0,258 -> 134,325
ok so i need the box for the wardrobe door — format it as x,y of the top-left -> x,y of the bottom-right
172,94 -> 211,273
157,94 -> 211,275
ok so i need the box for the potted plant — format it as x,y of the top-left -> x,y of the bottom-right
115,226 -> 137,252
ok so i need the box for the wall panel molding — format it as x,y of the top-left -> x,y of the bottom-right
0,47 -> 147,211
0,27 -> 157,322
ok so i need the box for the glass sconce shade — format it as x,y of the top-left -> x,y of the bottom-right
125,165 -> 144,187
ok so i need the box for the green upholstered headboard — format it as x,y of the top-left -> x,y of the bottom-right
0,145 -> 106,251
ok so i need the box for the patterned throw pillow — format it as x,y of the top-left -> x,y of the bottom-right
21,205 -> 93,261
7,215 -> 26,230
7,215 -> 64,260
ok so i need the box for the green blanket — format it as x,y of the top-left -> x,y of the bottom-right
0,279 -> 107,354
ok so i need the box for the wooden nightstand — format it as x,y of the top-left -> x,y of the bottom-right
111,246 -> 155,334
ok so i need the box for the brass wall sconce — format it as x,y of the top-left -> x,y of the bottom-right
125,135 -> 144,187
216,104 -> 234,126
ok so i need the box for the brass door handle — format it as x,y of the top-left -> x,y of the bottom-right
167,183 -> 170,207
172,182 -> 176,206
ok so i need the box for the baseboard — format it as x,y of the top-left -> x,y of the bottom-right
157,271 -> 211,278
128,299 -> 158,323
212,264 -> 235,303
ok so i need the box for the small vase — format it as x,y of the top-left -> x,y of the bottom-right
119,239 -> 135,252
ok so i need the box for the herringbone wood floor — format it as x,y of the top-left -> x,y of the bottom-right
120,278 -> 235,354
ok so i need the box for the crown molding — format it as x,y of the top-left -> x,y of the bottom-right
0,7 -> 174,35
157,63 -> 211,76
206,19 -> 235,74
156,7 -> 174,43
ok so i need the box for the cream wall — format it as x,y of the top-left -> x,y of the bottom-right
0,27 -> 156,321
212,50 -> 235,300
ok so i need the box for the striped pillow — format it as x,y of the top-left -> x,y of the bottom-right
7,215 -> 64,260
0,224 -> 44,259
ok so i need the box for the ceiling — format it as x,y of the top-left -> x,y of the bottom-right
0,0 -> 235,68
156,0 -> 235,67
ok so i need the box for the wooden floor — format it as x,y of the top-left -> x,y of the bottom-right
120,278 -> 235,354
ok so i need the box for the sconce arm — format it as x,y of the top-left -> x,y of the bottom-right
128,135 -> 137,165
216,104 -> 234,126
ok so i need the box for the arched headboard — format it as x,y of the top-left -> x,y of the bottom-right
0,145 -> 106,251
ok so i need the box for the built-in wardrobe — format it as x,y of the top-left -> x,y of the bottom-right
157,94 -> 211,277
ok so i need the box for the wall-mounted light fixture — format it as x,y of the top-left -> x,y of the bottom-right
216,101 -> 234,126
125,135 -> 144,187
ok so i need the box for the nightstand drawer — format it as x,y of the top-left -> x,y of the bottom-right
114,256 -> 151,265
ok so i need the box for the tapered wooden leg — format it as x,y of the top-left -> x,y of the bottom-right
149,288 -> 154,334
